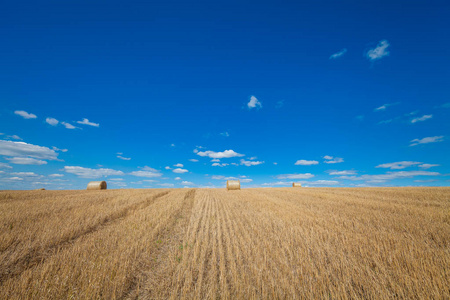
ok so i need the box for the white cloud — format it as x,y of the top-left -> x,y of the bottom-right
15,110 -> 37,119
418,164 -> 440,169
0,162 -> 12,169
5,135 -> 22,140
117,155 -> 131,161
211,158 -> 220,162
261,181 -> 291,186
189,159 -> 199,162
338,171 -> 440,182
329,48 -> 347,59
109,178 -> 124,181
366,40 -> 390,61
6,177 -> 23,181
276,173 -> 315,179
52,146 -> 68,152
212,163 -> 229,167
49,174 -> 64,177
374,102 -> 398,111
165,166 -> 172,170
174,163 -> 184,168
142,179 -> 157,183
173,168 -> 188,174
182,181 -> 194,185
273,162 -> 278,165
46,117 -> 59,126
11,172 -> 39,177
241,178 -> 253,183
305,180 -> 339,185
295,160 -> 319,166
247,95 -> 262,109
411,114 -> 432,124
130,167 -> 162,178
196,149 -> 244,159
61,122 -> 77,129
0,140 -> 59,162
327,170 -> 357,175
323,156 -> 344,164
170,144 -> 175,147
220,132 -> 230,137
211,175 -> 236,180
240,159 -> 264,166
376,161 -> 422,170
174,177 -> 181,180
64,166 -> 124,178
410,136 -> 444,146
158,183 -> 174,187
77,118 -> 99,127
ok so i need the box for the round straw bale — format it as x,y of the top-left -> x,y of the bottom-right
87,181 -> 107,190
292,182 -> 302,187
227,180 -> 240,190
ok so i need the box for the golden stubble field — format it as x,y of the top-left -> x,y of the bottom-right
0,187 -> 449,299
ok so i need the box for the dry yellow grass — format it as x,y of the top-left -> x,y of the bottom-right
0,187 -> 449,299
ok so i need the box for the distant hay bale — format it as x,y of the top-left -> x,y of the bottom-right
227,180 -> 240,190
87,181 -> 107,190
292,183 -> 302,187
35,188 -> 46,191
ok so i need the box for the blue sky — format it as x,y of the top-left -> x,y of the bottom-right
1,0 -> 449,189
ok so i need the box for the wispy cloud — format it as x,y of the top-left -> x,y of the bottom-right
276,173 -> 315,179
64,166 -> 124,178
220,132 -> 230,137
46,117 -> 59,126
212,163 -> 229,167
174,163 -> 184,168
327,170 -> 357,175
61,122 -> 77,129
411,114 -> 432,124
410,136 -> 444,146
294,160 -> 319,166
0,162 -> 12,169
366,40 -> 390,61
173,168 -> 188,173
14,110 -> 37,119
329,48 -> 347,59
5,157 -> 47,165
129,168 -> 162,177
338,170 -> 440,183
49,174 -> 64,177
240,159 -> 264,166
374,102 -> 399,111
323,156 -> 344,164
117,155 -> 131,160
418,164 -> 440,169
77,118 -> 100,127
376,161 -> 422,170
195,149 -> 244,159
189,159 -> 199,162
247,95 -> 262,109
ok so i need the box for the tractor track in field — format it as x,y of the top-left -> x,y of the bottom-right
122,189 -> 196,300
0,190 -> 171,284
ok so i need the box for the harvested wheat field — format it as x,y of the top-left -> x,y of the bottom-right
0,187 -> 449,299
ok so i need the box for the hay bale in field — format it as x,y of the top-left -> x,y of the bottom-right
87,181 -> 107,190
292,182 -> 302,187
227,180 -> 240,190
35,188 -> 46,191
